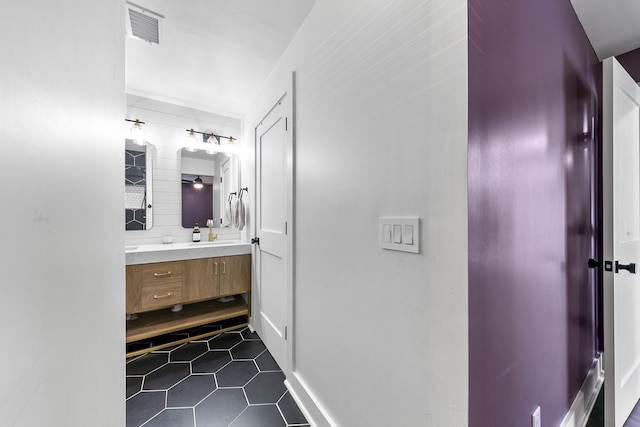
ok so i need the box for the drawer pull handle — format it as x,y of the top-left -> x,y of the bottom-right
153,271 -> 171,277
153,293 -> 172,299
223,261 -> 226,274
215,262 -> 218,275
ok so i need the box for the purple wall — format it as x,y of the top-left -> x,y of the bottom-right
182,183 -> 213,228
468,0 -> 601,425
616,48 -> 640,82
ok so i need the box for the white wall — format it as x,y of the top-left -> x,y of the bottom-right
125,95 -> 242,245
243,0 -> 469,425
0,1 -> 125,425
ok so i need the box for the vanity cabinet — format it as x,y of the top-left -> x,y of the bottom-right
181,255 -> 251,303
126,254 -> 251,357
182,258 -> 218,303
220,255 -> 251,296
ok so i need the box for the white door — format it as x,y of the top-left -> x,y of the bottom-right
254,94 -> 291,371
604,57 -> 640,427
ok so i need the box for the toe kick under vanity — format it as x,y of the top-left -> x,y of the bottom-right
125,240 -> 251,358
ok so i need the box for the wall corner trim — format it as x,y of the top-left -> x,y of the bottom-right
560,355 -> 604,427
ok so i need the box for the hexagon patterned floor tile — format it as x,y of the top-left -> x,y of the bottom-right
170,342 -> 209,362
244,372 -> 287,404
167,374 -> 216,407
126,326 -> 309,427
216,360 -> 258,387
191,350 -> 232,374
208,333 -> 244,350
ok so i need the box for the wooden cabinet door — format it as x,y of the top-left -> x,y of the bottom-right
126,265 -> 142,314
219,255 -> 251,296
182,258 -> 219,303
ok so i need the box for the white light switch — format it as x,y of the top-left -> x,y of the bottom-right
393,225 -> 402,243
404,225 -> 413,245
383,224 -> 392,243
380,217 -> 420,253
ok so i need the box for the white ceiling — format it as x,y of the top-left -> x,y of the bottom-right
125,0 -> 316,116
571,0 -> 640,60
127,0 -> 639,117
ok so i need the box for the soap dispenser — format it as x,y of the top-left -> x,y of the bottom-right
192,223 -> 201,242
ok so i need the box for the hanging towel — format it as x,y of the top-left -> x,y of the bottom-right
232,198 -> 239,228
232,197 -> 245,230
223,199 -> 233,227
237,198 -> 245,230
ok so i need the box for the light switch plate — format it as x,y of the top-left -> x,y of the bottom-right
380,217 -> 419,253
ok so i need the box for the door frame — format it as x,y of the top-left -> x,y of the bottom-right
252,71 -> 296,376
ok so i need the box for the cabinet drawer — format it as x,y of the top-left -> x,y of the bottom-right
141,262 -> 183,286
141,283 -> 182,310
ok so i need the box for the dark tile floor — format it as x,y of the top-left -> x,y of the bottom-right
126,325 -> 309,427
586,385 -> 640,427
586,386 -> 603,427
626,397 -> 640,427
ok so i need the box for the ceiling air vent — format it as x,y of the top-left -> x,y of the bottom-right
126,2 -> 163,44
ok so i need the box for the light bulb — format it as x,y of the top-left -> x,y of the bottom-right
185,129 -> 198,152
193,176 -> 203,189
130,120 -> 145,145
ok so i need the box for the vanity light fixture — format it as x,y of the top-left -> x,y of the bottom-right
185,128 -> 236,147
126,119 -> 146,145
185,129 -> 198,152
193,176 -> 203,189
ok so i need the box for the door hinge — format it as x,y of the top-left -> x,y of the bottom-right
220,177 -> 222,183
285,117 -> 288,131
284,326 -> 288,340
285,221 -> 288,235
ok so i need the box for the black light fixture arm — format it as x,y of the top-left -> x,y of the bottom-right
186,128 -> 236,143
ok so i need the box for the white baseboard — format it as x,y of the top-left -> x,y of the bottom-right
560,355 -> 604,427
285,371 -> 336,427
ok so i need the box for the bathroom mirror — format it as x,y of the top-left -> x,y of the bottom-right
180,148 -> 239,228
125,139 -> 154,230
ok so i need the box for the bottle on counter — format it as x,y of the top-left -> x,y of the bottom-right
192,223 -> 201,242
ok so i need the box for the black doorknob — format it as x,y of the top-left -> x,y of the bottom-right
588,258 -> 600,269
251,237 -> 260,245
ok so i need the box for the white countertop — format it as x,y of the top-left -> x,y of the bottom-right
125,240 -> 252,265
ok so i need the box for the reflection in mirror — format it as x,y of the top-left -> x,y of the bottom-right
125,139 -> 154,230
180,148 -> 238,228
181,174 -> 214,228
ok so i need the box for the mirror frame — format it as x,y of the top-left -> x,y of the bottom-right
125,139 -> 154,230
